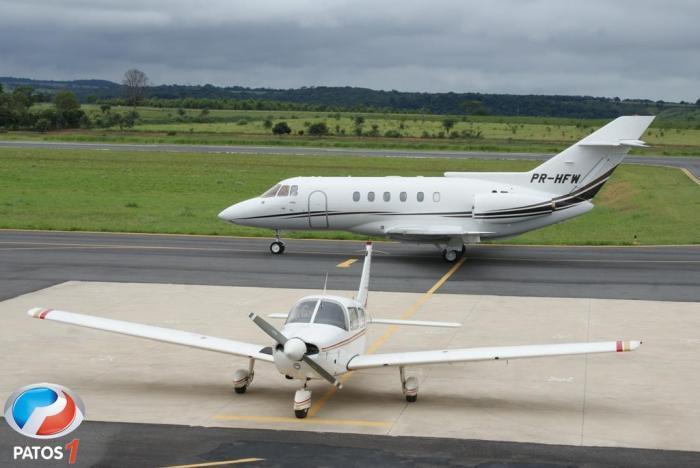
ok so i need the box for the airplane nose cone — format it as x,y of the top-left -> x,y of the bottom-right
283,338 -> 307,362
217,205 -> 236,221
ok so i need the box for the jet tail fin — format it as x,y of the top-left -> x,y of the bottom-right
528,115 -> 655,196
355,242 -> 372,308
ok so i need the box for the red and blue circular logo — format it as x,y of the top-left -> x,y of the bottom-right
4,383 -> 85,439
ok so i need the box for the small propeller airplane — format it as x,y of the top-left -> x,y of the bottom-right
27,242 -> 641,418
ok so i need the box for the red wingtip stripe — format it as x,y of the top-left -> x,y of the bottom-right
616,340 -> 623,352
39,309 -> 52,320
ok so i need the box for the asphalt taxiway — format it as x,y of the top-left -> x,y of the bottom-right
2,420 -> 700,467
1,230 -> 698,302
1,140 -> 698,179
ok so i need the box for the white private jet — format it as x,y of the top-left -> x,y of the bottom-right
218,115 -> 655,261
28,243 -> 640,418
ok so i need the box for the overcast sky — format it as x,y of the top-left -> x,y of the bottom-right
1,0 -> 698,101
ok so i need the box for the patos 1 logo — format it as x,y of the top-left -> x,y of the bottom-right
4,383 -> 84,464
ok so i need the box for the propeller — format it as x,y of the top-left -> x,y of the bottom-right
249,313 -> 342,388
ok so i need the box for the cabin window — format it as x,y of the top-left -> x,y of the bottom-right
368,191 -> 375,202
261,184 -> 281,198
314,301 -> 348,330
290,185 -> 298,196
400,191 -> 407,202
433,192 -> 441,202
353,191 -> 360,202
277,185 -> 290,197
348,307 -> 359,330
383,191 -> 391,202
417,192 -> 424,202
357,307 -> 366,327
287,300 -> 317,324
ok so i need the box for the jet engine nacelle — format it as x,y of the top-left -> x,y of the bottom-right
473,192 -> 553,223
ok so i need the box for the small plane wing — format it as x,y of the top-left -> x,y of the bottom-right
346,340 -> 641,370
28,307 -> 274,362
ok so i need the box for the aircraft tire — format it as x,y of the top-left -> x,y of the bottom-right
442,249 -> 458,263
405,394 -> 417,402
270,241 -> 286,255
294,408 -> 309,419
234,385 -> 247,394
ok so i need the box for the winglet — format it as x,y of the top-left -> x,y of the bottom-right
355,242 -> 373,308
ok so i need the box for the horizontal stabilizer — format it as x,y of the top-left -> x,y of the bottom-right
579,139 -> 648,148
370,318 -> 461,328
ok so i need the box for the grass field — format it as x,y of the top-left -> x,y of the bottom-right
4,105 -> 700,156
0,148 -> 697,245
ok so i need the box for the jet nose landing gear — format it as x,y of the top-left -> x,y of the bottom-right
270,229 -> 286,255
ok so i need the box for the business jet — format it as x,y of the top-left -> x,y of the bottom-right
28,243 -> 640,418
218,116 -> 655,261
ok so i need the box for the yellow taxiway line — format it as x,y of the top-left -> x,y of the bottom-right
211,414 -> 390,428
307,256 -> 467,417
336,258 -> 358,268
162,458 -> 264,468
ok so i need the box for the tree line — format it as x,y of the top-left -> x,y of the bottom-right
5,73 -> 695,119
0,84 -> 139,131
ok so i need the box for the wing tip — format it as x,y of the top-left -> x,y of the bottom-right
27,307 -> 51,319
616,340 -> 642,352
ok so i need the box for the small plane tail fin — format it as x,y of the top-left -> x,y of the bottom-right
528,116 -> 655,196
355,242 -> 372,309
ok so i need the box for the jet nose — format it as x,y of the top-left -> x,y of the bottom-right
218,204 -> 241,222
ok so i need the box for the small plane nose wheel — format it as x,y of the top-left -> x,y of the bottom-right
293,383 -> 312,418
270,229 -> 286,255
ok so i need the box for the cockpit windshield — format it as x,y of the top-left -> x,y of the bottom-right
261,184 -> 281,198
287,300 -> 317,323
314,300 -> 347,330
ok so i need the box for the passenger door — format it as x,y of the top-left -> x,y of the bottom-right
308,190 -> 329,228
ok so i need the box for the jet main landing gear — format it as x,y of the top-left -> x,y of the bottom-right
270,229 -> 286,255
442,242 -> 466,263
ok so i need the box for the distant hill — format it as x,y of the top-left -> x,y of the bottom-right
1,76 -> 696,119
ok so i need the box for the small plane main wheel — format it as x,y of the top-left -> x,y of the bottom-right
406,394 -> 417,403
234,385 -> 247,394
442,249 -> 458,263
294,408 -> 309,419
270,241 -> 286,255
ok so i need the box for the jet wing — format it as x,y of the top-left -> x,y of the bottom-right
384,226 -> 491,242
28,307 -> 274,362
346,340 -> 640,370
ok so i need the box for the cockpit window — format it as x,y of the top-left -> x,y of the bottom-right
277,185 -> 290,197
290,185 -> 298,196
287,300 -> 317,324
261,184 -> 281,198
314,301 -> 347,330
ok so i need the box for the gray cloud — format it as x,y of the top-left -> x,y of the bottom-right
0,0 -> 698,101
